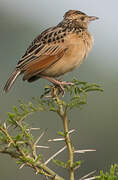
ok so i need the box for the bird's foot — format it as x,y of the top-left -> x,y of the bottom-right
40,75 -> 73,96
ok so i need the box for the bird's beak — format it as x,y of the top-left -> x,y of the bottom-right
88,16 -> 99,21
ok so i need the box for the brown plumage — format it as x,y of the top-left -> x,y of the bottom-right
4,10 -> 99,93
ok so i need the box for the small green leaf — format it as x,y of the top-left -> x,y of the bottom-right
14,106 -> 19,115
53,159 -> 69,169
98,164 -> 118,180
8,112 -> 15,120
49,107 -> 57,112
58,131 -> 65,136
72,161 -> 81,168
35,154 -> 41,162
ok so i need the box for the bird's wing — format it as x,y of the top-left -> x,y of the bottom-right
16,26 -> 68,80
22,50 -> 67,81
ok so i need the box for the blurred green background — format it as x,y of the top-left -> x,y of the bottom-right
0,0 -> 118,179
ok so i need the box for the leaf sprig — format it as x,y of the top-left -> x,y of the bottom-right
0,78 -> 104,180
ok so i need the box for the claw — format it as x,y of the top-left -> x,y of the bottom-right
58,84 -> 65,96
40,75 -> 73,96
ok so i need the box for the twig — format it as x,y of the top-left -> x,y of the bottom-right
62,111 -> 74,180
54,90 -> 74,180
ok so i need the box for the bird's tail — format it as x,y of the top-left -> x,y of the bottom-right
4,69 -> 21,93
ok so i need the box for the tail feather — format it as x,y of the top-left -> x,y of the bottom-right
4,69 -> 21,93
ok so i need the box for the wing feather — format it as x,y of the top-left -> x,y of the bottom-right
16,26 -> 67,68
23,50 -> 67,81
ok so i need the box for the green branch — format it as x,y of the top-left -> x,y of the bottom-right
0,78 -> 104,180
54,92 -> 74,180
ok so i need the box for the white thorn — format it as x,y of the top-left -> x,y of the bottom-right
79,170 -> 96,180
30,128 -> 40,130
74,149 -> 96,154
44,146 -> 67,165
3,122 -> 7,129
48,129 -> 76,142
68,129 -> 76,134
19,163 -> 25,169
74,165 -> 81,170
80,177 -> 96,180
35,131 -> 45,145
48,138 -> 64,142
36,145 -> 49,149
26,127 -> 40,132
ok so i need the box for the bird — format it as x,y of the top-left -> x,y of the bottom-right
4,10 -> 99,94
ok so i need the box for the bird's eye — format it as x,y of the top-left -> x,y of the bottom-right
80,16 -> 85,21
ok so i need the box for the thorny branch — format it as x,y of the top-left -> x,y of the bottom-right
0,78 -> 103,180
53,88 -> 75,180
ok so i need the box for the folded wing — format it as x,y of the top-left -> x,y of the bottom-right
17,26 -> 68,81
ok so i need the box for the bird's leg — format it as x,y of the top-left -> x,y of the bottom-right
40,75 -> 73,86
40,75 -> 73,96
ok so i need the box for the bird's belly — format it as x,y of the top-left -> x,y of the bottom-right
41,44 -> 87,77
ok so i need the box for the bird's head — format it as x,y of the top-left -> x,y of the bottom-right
64,10 -> 99,29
